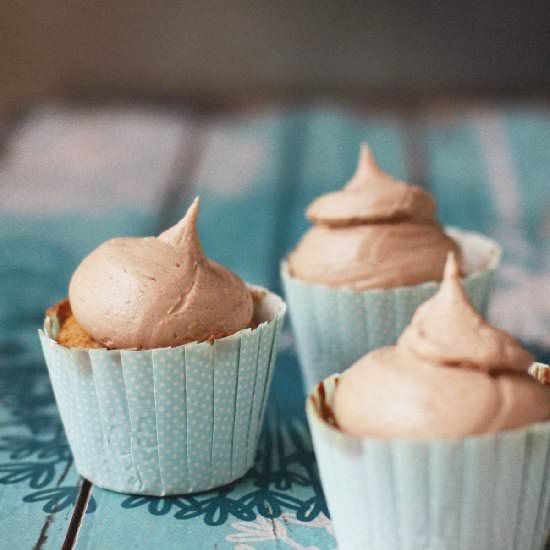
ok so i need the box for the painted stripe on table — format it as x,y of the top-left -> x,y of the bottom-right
426,116 -> 497,233
475,111 -> 531,261
503,108 -> 550,247
0,105 -> 192,215
475,112 -> 521,228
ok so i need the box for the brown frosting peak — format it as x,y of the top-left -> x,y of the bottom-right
69,198 -> 253,350
307,145 -> 435,226
158,196 -> 204,255
334,254 -> 550,439
287,144 -> 460,290
399,253 -> 533,371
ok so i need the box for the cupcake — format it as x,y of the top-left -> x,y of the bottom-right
282,144 -> 501,391
307,254 -> 550,550
39,198 -> 286,495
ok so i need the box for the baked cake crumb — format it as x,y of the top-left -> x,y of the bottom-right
47,300 -> 104,349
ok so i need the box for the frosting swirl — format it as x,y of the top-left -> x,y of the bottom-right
69,198 -> 253,349
334,253 -> 550,439
287,144 -> 460,290
307,145 -> 435,225
399,254 -> 533,371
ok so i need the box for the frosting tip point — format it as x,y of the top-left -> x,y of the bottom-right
181,196 -> 201,228
158,196 -> 202,248
444,251 -> 460,280
355,143 -> 381,178
358,143 -> 373,164
187,196 -> 200,215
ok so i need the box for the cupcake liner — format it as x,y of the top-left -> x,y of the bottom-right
282,227 -> 501,392
39,286 -> 286,496
306,365 -> 550,550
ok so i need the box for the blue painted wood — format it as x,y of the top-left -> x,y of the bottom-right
425,107 -> 550,356
0,345 -> 82,549
0,106 -> 193,549
427,116 -> 498,233
503,110 -> 550,246
1,102 -> 549,549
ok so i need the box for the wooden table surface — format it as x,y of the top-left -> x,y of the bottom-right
0,101 -> 549,549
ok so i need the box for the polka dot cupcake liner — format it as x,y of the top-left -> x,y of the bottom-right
282,227 -> 501,393
39,286 -> 286,496
306,366 -> 550,550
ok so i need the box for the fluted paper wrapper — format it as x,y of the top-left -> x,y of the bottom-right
306,366 -> 550,550
39,286 -> 286,495
282,228 -> 501,391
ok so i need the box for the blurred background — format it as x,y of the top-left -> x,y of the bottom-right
2,1 -> 550,112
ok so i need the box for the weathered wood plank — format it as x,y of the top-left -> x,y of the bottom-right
501,109 -> 550,244
494,109 -> 550,355
0,104 -> 195,549
426,106 -> 550,354
425,110 -> 498,234
2,102 -> 549,549
0,358 -> 82,550
189,108 -> 298,289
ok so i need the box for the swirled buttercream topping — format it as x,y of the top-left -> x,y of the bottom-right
307,144 -> 435,226
69,198 -> 253,349
398,254 -> 533,371
287,144 -> 460,290
334,254 -> 550,439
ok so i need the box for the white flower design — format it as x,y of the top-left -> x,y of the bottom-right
226,513 -> 335,550
282,512 -> 335,537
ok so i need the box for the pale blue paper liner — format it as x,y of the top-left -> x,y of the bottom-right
283,227 -> 501,392
306,366 -> 550,550
39,286 -> 286,496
